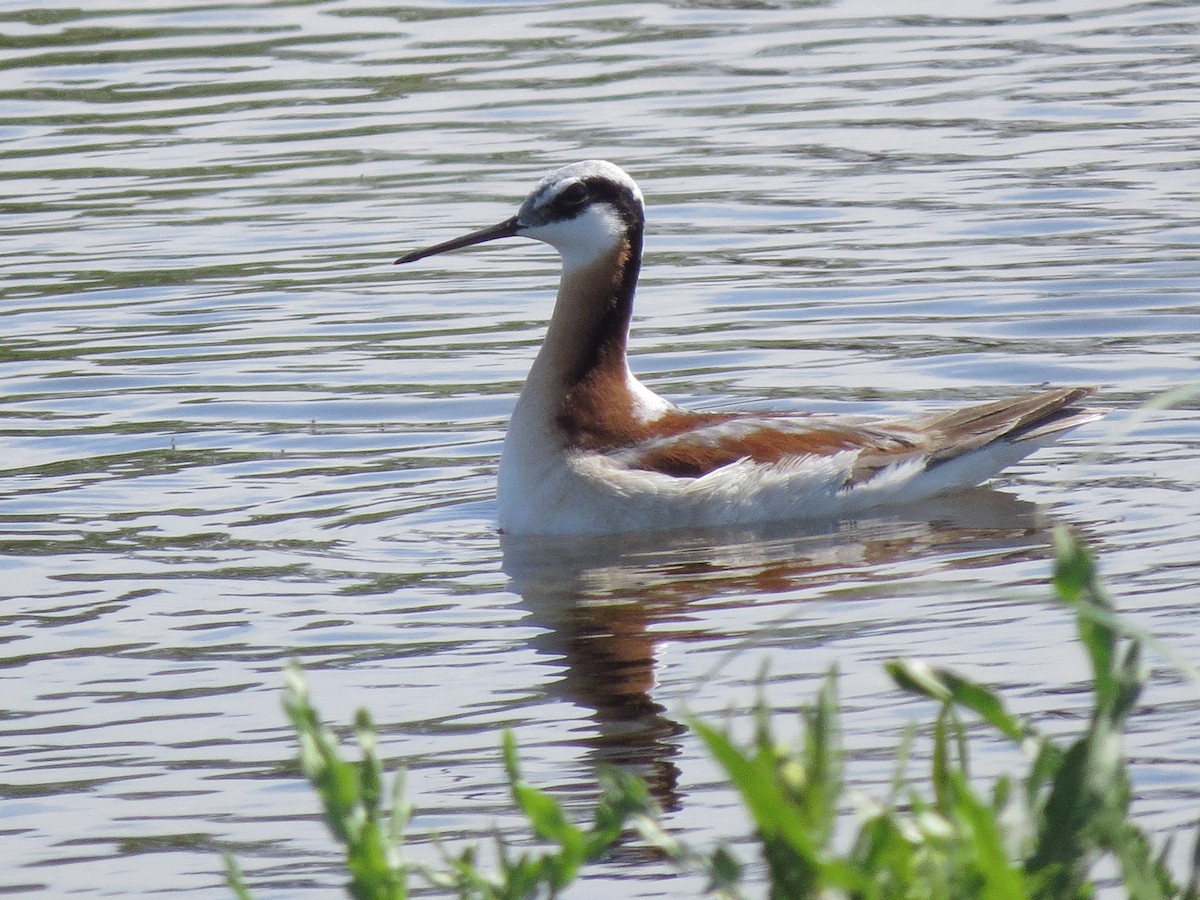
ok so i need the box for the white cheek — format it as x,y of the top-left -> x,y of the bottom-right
522,205 -> 625,268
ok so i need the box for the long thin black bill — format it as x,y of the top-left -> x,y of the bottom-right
394,215 -> 522,265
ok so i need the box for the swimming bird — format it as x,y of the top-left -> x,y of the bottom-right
396,160 -> 1102,536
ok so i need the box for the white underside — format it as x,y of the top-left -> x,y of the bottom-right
497,379 -> 1064,537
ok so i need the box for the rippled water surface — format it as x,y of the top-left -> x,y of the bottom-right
4,0 -> 1200,895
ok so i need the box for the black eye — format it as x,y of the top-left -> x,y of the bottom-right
557,181 -> 589,208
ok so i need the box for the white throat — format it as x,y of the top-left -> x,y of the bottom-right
521,203 -> 625,270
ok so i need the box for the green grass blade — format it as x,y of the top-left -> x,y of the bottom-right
690,717 -> 822,893
223,852 -> 254,900
502,731 -> 585,862
283,663 -> 362,846
888,660 -> 1027,743
281,664 -> 407,900
589,765 -> 657,856
946,771 -> 1027,899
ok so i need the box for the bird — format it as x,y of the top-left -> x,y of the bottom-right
395,160 -> 1102,536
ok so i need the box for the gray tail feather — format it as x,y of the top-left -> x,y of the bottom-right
918,386 -> 1104,466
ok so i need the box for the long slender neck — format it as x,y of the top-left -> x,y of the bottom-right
526,224 -> 643,397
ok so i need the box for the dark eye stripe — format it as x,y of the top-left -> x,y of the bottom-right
557,182 -> 588,206
579,176 -> 643,233
523,173 -> 643,231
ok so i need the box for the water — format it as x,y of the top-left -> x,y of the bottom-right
3,0 -> 1199,894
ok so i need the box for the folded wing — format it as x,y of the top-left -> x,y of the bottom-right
601,386 -> 1101,487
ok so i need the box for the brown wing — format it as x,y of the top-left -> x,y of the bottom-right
604,414 -> 927,479
588,386 -> 1101,483
556,363 -> 928,477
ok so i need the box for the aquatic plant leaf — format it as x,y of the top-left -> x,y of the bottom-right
888,660 -> 1027,743
222,852 -> 254,900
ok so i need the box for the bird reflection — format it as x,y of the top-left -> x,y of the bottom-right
501,488 -> 1050,809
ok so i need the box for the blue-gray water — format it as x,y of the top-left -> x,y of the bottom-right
3,0 -> 1199,895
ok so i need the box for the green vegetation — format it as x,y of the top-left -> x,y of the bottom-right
638,526 -> 1200,899
223,664 -> 655,899
225,527 -> 1200,898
